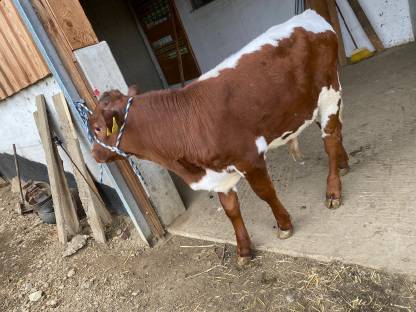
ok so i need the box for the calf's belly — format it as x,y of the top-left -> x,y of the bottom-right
190,167 -> 242,194
268,107 -> 319,150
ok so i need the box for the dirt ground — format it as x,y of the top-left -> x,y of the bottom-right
1,186 -> 416,312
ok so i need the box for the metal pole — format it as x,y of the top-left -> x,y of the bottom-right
12,144 -> 25,210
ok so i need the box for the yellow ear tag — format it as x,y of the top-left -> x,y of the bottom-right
106,117 -> 119,136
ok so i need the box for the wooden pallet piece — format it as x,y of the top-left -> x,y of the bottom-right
347,0 -> 384,52
34,95 -> 80,243
53,92 -> 110,243
52,92 -> 112,228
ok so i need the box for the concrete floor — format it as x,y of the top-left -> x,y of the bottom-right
169,43 -> 416,275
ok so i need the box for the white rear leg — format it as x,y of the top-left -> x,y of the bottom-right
287,138 -> 304,164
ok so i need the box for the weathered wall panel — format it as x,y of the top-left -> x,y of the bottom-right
0,0 -> 49,100
44,0 -> 98,50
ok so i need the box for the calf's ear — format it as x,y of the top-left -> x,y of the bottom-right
98,90 -> 125,129
128,84 -> 140,97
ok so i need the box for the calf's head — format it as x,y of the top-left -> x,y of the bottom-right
88,86 -> 139,163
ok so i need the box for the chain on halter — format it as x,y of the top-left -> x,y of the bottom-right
74,97 -> 134,158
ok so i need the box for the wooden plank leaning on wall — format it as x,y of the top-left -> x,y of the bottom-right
53,92 -> 110,243
34,95 -> 80,244
43,0 -> 98,50
0,0 -> 49,100
30,0 -> 166,239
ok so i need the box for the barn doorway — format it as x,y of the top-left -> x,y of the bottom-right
80,0 -> 200,91
129,0 -> 201,86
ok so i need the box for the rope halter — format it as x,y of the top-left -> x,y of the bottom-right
75,97 -> 134,158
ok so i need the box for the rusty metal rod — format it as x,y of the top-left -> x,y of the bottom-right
12,144 -> 25,204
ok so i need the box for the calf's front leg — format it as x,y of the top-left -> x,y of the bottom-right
244,162 -> 293,239
218,191 -> 252,265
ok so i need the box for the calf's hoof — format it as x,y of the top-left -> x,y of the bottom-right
237,256 -> 252,266
339,167 -> 350,176
277,227 -> 293,240
325,196 -> 342,209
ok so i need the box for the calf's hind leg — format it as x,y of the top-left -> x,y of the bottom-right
318,87 -> 349,209
218,191 -> 252,265
244,161 -> 293,239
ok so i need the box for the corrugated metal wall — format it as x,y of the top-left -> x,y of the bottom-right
0,0 -> 49,100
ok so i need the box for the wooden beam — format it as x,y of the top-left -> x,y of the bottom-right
306,0 -> 331,21
32,0 -> 165,240
53,92 -> 111,243
325,0 -> 347,66
31,0 -> 98,103
306,0 -> 347,66
34,95 -> 80,243
116,159 -> 166,239
39,0 -> 98,50
347,0 -> 384,52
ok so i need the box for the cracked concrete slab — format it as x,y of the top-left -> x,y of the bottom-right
169,43 -> 416,275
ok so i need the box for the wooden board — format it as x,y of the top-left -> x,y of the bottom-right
53,92 -> 111,243
34,95 -> 80,243
43,0 -> 98,50
305,0 -> 331,21
0,0 -> 49,100
347,0 -> 384,52
325,0 -> 347,66
116,159 -> 166,239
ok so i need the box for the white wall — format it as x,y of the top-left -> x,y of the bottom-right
336,0 -> 413,56
176,0 -> 414,68
175,0 -> 295,73
0,76 -> 111,186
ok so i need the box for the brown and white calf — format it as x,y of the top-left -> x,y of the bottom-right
89,10 -> 349,264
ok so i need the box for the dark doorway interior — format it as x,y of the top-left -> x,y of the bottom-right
80,0 -> 164,92
80,0 -> 200,90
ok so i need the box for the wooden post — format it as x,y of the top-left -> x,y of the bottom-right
116,159 -> 166,239
307,0 -> 347,66
347,0 -> 384,52
53,92 -> 111,243
325,0 -> 348,66
306,0 -> 331,21
34,95 -> 80,243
